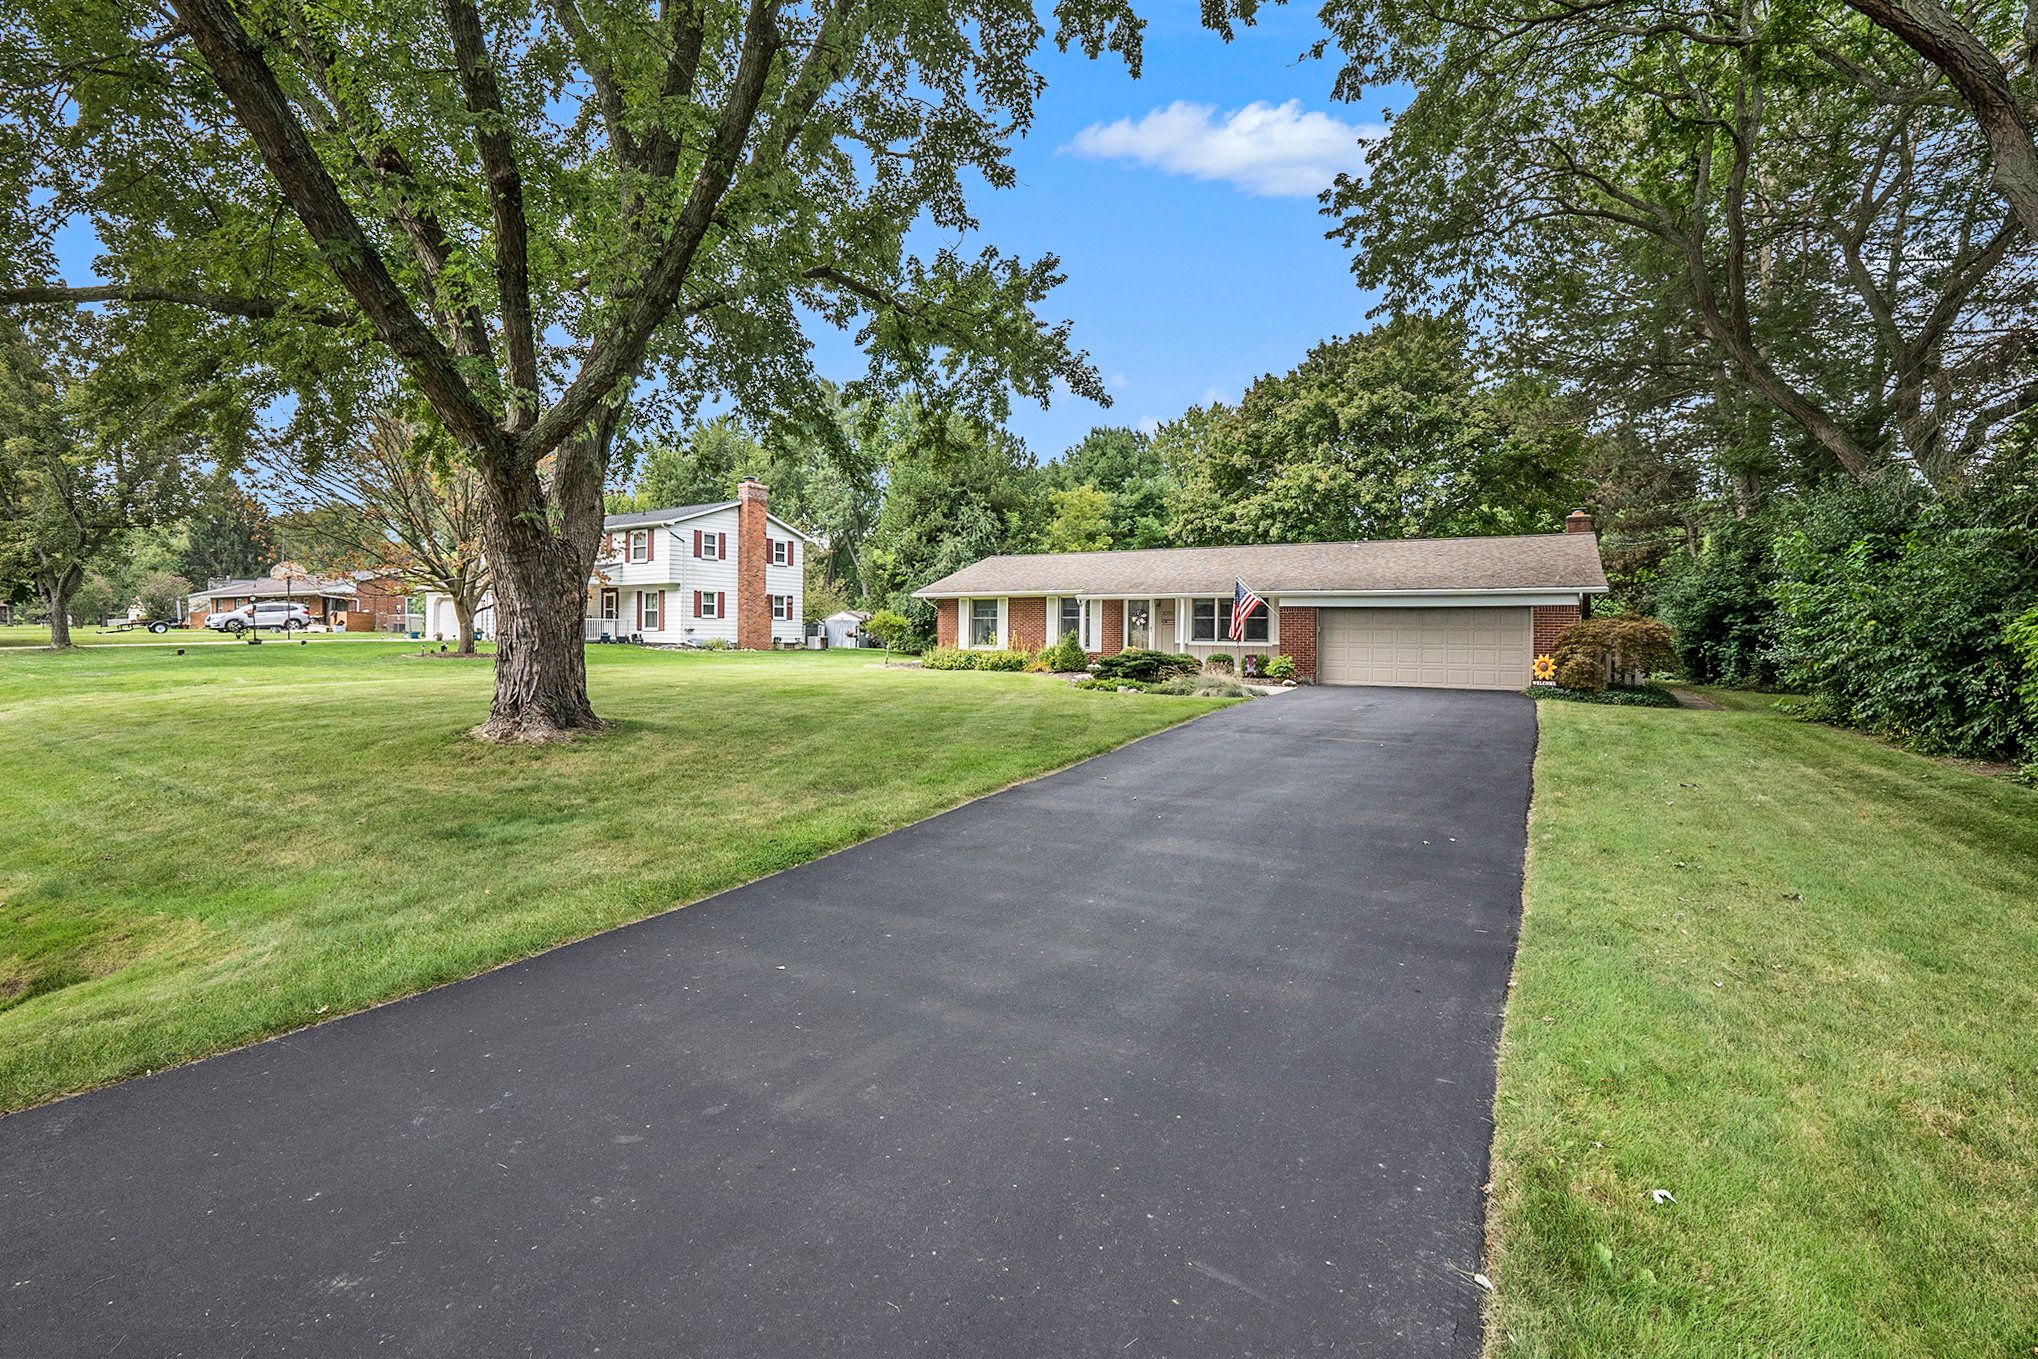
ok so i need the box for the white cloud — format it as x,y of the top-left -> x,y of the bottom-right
1108,371 -> 1130,391
1063,99 -> 1378,198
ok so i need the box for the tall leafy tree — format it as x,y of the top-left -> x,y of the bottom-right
3,0 -> 1134,737
623,417 -> 764,511
862,395 -> 1040,640
1168,317 -> 1591,545
0,316 -> 194,647
177,469 -> 280,585
1317,0 -> 2038,490
1041,425 -> 1174,548
1040,484 -> 1114,552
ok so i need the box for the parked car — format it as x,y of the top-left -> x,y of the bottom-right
205,602 -> 313,633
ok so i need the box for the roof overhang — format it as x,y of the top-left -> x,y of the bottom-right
914,585 -> 1605,603
1270,587 -> 1606,608
606,504 -> 818,542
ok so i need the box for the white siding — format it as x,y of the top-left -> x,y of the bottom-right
764,529 -> 803,645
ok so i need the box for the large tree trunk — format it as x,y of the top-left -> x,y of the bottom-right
471,431 -> 611,742
452,592 -> 478,657
476,513 -> 599,740
43,565 -> 80,649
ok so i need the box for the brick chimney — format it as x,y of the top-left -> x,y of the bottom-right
735,477 -> 772,650
1564,509 -> 1595,535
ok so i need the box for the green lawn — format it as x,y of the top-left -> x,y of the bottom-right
0,622 -> 419,647
1494,691 -> 2038,1356
0,644 -> 1228,1111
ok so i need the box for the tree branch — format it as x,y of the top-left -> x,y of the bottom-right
1845,0 -> 2038,241
0,283 -> 349,326
523,0 -> 781,462
166,0 -> 504,456
442,0 -> 539,426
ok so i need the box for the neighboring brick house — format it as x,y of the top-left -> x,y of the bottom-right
420,478 -> 811,648
915,513 -> 1608,690
185,571 -> 407,630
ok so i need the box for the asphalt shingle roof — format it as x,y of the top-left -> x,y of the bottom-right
189,575 -> 374,601
603,502 -> 733,529
913,533 -> 1609,598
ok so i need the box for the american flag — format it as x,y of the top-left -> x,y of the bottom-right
1228,579 -> 1265,642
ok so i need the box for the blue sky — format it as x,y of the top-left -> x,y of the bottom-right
49,5 -> 1389,466
855,4 -> 1394,460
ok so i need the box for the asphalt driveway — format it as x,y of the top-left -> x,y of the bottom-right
0,686 -> 1536,1357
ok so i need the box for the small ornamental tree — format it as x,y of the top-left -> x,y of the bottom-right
1551,617 -> 1679,692
255,413 -> 491,653
864,609 -> 909,665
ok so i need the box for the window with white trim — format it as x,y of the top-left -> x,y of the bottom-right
1190,596 -> 1268,643
1057,597 -> 1081,643
699,533 -> 722,560
771,539 -> 790,566
628,529 -> 649,563
698,592 -> 721,619
641,590 -> 661,629
969,598 -> 998,647
772,594 -> 793,621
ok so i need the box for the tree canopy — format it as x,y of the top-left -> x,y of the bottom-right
3,0 -> 1139,733
1321,0 -> 2038,493
1168,317 -> 1591,545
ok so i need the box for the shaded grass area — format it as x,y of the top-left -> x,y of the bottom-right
1491,694 -> 2038,1355
0,645 -> 1227,1111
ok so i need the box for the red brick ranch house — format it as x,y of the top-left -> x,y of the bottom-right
913,513 -> 1610,690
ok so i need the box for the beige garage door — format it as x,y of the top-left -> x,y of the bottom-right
1318,607 -> 1533,690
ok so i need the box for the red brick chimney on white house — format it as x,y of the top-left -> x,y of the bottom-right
1564,509 -> 1595,534
736,477 -> 773,650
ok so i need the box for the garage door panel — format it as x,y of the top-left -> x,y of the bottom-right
1318,607 -> 1532,690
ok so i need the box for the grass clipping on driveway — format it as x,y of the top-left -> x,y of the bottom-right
0,646 -> 1228,1112
1493,691 -> 2038,1356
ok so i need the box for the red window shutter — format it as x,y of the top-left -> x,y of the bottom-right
694,528 -> 703,556
787,540 -> 796,568
635,592 -> 643,630
718,532 -> 727,559
693,590 -> 703,617
717,591 -> 726,619
655,590 -> 664,627
645,531 -> 654,562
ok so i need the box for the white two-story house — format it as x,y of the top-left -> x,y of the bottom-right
422,478 -> 812,648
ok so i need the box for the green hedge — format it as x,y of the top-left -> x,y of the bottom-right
921,646 -> 1030,672
1529,684 -> 1679,708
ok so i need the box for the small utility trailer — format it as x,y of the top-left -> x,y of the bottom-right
95,618 -> 177,635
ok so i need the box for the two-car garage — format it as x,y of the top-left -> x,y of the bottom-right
1316,606 -> 1534,691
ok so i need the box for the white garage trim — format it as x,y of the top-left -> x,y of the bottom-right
1317,606 -> 1533,691
1276,589 -> 1589,608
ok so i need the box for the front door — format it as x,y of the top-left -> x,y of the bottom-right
1126,598 -> 1151,650
600,588 -> 619,635
1155,598 -> 1176,650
